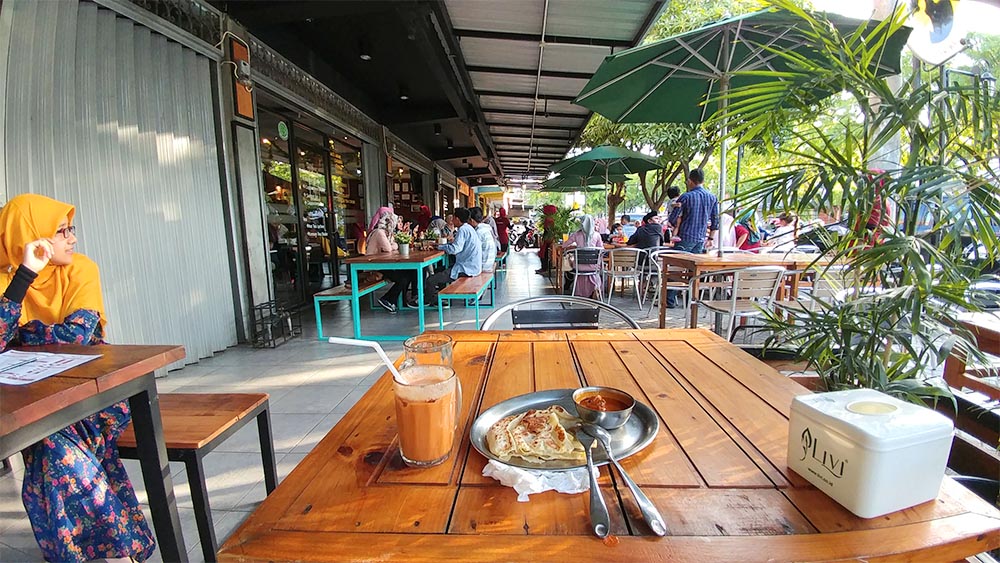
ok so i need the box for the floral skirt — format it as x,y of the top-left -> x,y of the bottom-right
21,401 -> 156,562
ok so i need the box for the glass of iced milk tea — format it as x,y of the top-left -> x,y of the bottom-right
394,334 -> 461,467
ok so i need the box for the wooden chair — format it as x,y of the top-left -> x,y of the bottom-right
604,248 -> 646,308
118,393 -> 277,563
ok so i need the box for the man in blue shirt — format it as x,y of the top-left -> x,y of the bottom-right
423,207 -> 482,306
668,168 -> 718,254
666,169 -> 718,307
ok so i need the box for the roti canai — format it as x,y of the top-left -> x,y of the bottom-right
485,404 -> 585,463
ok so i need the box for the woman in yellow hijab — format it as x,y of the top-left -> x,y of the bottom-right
0,194 -> 155,562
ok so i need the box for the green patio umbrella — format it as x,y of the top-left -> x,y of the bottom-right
548,146 -> 660,215
573,9 -> 910,125
538,174 -> 629,192
573,7 -> 910,251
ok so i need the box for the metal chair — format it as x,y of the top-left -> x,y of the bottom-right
774,265 -> 853,314
604,247 -> 646,308
480,296 -> 640,331
564,247 -> 604,301
692,266 -> 787,341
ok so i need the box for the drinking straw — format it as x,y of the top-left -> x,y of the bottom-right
327,336 -> 402,381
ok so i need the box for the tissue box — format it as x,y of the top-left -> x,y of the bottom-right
787,388 -> 954,518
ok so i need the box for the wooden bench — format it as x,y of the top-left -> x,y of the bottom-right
312,278 -> 388,340
118,393 -> 277,563
494,251 -> 507,273
437,272 -> 495,329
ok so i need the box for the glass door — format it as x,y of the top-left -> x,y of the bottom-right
296,141 -> 335,297
259,111 -> 302,307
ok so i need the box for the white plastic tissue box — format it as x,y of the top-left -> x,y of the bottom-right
787,388 -> 954,518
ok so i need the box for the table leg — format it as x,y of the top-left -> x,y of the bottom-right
658,269 -> 667,328
314,297 -> 324,341
416,264 -> 426,333
689,271 -> 701,329
128,381 -> 187,562
350,266 -> 362,339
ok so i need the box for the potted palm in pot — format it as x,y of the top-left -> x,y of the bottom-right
718,1 -> 1000,405
395,231 -> 413,257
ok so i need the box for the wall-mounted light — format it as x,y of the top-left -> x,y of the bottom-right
398,84 -> 409,101
398,167 -> 404,175
261,138 -> 271,145
359,38 -> 372,61
433,123 -> 442,136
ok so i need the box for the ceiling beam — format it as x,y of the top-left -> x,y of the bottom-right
490,132 -> 572,141
489,124 -> 579,132
430,147 -> 482,161
496,145 -> 567,153
453,28 -> 630,49
382,105 -> 461,127
456,167 -> 493,178
467,65 -> 593,81
482,108 -> 588,120
475,90 -> 578,102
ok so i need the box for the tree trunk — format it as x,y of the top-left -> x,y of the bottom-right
607,182 -> 625,223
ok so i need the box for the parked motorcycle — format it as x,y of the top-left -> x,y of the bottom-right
512,225 -> 538,251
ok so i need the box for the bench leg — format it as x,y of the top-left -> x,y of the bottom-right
257,408 -> 278,494
350,268 -> 362,339
184,453 -> 219,563
475,298 -> 480,328
438,297 -> 445,331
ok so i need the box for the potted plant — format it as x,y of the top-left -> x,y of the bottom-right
395,231 -> 413,257
719,1 -> 999,405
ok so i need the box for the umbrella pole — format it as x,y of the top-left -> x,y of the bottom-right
605,167 -> 609,222
717,75 -> 729,257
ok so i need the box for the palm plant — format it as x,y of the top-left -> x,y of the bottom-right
718,0 -> 1000,403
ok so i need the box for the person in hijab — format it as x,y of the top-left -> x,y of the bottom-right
0,194 -> 156,562
365,207 -> 419,312
495,208 -> 511,253
561,214 -> 604,299
427,217 -> 451,239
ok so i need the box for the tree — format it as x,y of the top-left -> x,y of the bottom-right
577,0 -> 770,215
720,0 -> 1000,403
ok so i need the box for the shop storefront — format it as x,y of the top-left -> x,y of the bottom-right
389,159 -> 428,227
258,96 -> 367,308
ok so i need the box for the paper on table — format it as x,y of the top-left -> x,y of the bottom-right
0,350 -> 102,385
482,460 -> 589,502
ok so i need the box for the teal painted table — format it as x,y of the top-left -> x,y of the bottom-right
343,250 -> 445,341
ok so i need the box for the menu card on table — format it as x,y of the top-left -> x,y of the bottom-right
0,350 -> 102,385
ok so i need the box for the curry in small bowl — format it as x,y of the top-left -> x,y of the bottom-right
573,386 -> 635,429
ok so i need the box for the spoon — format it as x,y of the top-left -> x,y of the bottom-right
573,427 -> 610,538
583,423 -> 667,536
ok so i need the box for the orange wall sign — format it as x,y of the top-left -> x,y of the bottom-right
229,38 -> 254,121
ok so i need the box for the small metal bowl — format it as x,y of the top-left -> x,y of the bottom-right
573,386 -> 635,429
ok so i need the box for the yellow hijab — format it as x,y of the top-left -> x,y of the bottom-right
0,194 -> 106,328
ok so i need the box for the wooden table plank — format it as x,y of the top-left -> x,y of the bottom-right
624,489 -> 816,536
448,486 -> 629,535
614,340 -> 769,488
649,340 -> 802,487
221,512 -> 1000,563
532,341 -> 582,391
0,378 -> 99,434
572,341 -> 701,488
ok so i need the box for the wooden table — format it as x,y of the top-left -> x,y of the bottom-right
1,344 -> 189,562
944,312 -> 1000,400
217,330 -> 1000,562
343,250 -> 445,341
658,252 -> 826,328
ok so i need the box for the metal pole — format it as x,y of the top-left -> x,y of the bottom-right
717,74 -> 729,257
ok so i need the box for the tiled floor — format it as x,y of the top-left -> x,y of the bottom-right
0,248 -> 692,562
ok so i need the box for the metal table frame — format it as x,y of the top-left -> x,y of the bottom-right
1,372 -> 188,562
348,253 -> 445,341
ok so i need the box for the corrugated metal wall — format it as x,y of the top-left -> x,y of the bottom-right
1,0 -> 237,361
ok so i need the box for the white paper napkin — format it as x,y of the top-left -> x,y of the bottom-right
482,460 -> 590,502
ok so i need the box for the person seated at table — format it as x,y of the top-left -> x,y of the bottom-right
366,207 -> 419,313
422,208 -> 482,306
735,213 -> 763,252
620,214 -> 637,239
763,212 -> 798,251
561,214 -> 604,298
0,194 -> 156,562
627,211 -> 664,250
469,207 -> 497,273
